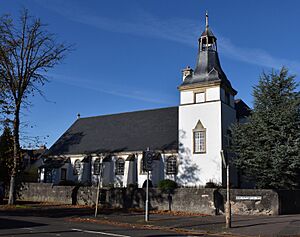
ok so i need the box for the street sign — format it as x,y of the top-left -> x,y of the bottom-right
143,149 -> 156,222
143,150 -> 155,171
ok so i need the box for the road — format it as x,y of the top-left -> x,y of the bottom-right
2,205 -> 300,236
0,215 -> 201,237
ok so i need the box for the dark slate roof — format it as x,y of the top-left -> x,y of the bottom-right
46,107 -> 179,156
235,99 -> 251,119
180,51 -> 235,93
39,158 -> 69,169
22,148 -> 47,164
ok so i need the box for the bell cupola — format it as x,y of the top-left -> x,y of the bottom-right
199,12 -> 217,52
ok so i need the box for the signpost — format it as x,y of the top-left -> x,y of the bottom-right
94,162 -> 103,217
220,150 -> 231,228
143,148 -> 155,222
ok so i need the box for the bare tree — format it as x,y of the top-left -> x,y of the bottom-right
0,9 -> 70,205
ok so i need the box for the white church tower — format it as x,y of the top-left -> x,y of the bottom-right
178,13 -> 237,187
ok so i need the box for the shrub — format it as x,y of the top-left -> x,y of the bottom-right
205,181 -> 221,188
158,179 -> 178,194
127,183 -> 138,189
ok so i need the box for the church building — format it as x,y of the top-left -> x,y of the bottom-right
39,13 -> 250,188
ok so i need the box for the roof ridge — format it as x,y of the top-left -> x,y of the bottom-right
78,106 -> 178,120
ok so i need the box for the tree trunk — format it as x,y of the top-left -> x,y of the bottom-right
8,105 -> 20,205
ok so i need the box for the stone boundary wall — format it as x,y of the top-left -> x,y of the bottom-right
19,183 -> 299,215
277,190 -> 300,214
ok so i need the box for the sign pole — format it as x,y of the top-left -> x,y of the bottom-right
145,170 -> 149,222
95,173 -> 101,217
95,161 -> 102,217
221,150 -> 231,228
143,147 -> 154,222
226,163 -> 231,228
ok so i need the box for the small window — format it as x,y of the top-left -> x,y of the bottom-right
195,92 -> 205,103
61,168 -> 67,181
74,159 -> 81,175
115,158 -> 125,175
166,156 -> 177,175
193,120 -> 206,153
45,169 -> 53,183
93,158 -> 101,175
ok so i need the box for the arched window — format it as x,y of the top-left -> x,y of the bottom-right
74,159 -> 81,175
193,120 -> 206,153
140,158 -> 146,174
166,156 -> 177,175
93,158 -> 101,175
115,158 -> 125,175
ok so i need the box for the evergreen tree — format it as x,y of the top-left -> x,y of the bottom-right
232,67 -> 300,189
0,126 -> 14,186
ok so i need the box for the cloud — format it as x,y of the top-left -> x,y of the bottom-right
48,73 -> 172,105
37,0 -> 300,75
219,38 -> 300,74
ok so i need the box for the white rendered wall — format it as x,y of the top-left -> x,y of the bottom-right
206,87 -> 220,101
178,99 -> 223,186
180,91 -> 194,104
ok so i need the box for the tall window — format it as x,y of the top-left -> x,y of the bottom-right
166,156 -> 177,175
115,158 -> 125,175
193,120 -> 206,153
61,168 -> 67,181
45,169 -> 53,183
140,158 -> 146,174
74,159 -> 81,175
93,158 -> 101,175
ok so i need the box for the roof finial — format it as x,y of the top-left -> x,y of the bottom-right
205,10 -> 209,28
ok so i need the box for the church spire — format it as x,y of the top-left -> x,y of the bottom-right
199,11 -> 216,52
179,12 -> 236,96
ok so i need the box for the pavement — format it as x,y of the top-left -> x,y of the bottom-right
0,204 -> 300,236
94,210 -> 300,236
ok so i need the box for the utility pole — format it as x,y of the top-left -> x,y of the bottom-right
221,150 -> 231,228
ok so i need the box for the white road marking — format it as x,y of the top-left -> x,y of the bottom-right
22,227 -> 33,230
72,228 -> 131,237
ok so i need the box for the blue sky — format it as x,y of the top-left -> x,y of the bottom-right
1,0 -> 300,148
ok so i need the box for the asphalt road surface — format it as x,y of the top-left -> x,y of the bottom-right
0,215 -> 201,237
